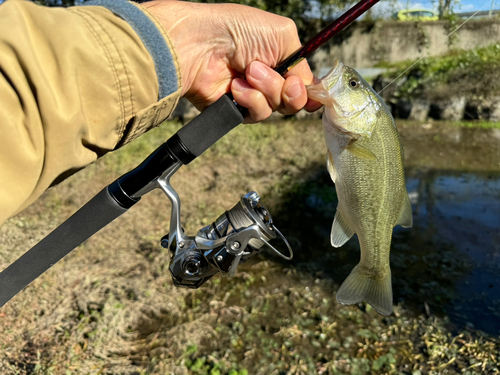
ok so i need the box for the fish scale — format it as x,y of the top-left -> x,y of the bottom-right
307,59 -> 413,315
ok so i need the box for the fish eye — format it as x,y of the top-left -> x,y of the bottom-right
349,79 -> 359,88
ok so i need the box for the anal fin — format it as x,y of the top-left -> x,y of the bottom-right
396,193 -> 413,228
331,208 -> 354,247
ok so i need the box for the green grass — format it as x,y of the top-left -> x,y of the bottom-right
458,120 -> 500,129
379,43 -> 500,100
382,43 -> 500,74
397,119 -> 500,129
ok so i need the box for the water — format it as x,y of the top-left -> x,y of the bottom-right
403,170 -> 500,334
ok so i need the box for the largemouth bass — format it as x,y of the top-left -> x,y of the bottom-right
307,60 -> 413,315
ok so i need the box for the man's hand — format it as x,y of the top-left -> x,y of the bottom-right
143,0 -> 321,123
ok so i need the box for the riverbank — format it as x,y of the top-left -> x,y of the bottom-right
0,120 -> 498,374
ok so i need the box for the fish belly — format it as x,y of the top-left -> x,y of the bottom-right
328,116 -> 409,315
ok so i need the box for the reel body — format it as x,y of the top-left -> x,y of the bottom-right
163,191 -> 292,288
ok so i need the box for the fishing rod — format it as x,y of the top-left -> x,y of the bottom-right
0,0 -> 381,307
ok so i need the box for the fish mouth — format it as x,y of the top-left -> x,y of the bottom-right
326,60 -> 370,121
322,59 -> 344,91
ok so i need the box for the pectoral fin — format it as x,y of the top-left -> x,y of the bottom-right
396,193 -> 413,228
346,143 -> 377,161
331,208 -> 354,247
326,151 -> 337,183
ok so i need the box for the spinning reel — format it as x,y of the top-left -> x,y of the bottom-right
156,164 -> 292,288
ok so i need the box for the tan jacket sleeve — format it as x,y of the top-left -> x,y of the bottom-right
0,0 -> 182,225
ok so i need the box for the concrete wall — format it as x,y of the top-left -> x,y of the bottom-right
310,19 -> 500,74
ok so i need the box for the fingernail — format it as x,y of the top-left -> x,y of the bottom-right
286,81 -> 302,100
232,79 -> 247,92
250,62 -> 269,81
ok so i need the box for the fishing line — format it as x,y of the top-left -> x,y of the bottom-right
266,2 -> 496,198
378,0 -> 495,94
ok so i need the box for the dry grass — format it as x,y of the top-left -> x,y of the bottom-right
0,119 -> 498,375
0,120 -> 324,374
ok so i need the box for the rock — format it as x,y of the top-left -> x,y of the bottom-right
372,75 -> 394,102
439,97 -> 466,121
464,102 -> 490,120
489,97 -> 500,121
395,100 -> 412,119
409,99 -> 430,121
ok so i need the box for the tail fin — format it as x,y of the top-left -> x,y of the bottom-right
336,264 -> 393,315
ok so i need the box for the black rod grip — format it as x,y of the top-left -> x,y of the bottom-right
0,187 -> 132,307
176,94 -> 244,158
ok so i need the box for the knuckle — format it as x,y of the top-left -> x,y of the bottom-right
283,17 -> 297,34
